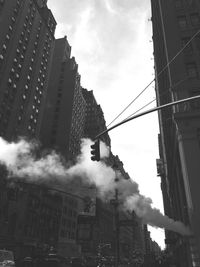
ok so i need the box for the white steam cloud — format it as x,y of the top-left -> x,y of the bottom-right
0,137 -> 191,236
124,194 -> 191,236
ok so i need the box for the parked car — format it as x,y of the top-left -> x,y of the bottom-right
20,253 -> 70,267
70,257 -> 86,267
84,256 -> 97,267
0,250 -> 15,267
42,252 -> 69,267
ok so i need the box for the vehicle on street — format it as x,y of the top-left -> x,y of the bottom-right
0,250 -> 15,267
70,257 -> 86,267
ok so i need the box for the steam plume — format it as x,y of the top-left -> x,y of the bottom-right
0,137 -> 192,236
124,194 -> 191,236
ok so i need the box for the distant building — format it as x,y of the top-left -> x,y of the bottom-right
39,36 -> 88,256
40,37 -> 87,160
111,154 -> 130,180
151,0 -> 200,266
0,0 -> 61,259
143,225 -> 161,266
0,179 -> 63,259
82,88 -> 111,147
0,0 -> 56,140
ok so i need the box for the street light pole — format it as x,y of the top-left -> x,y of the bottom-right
95,95 -> 200,139
114,187 -> 120,267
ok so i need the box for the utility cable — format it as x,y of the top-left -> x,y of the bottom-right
121,77 -> 187,122
106,28 -> 200,128
106,79 -> 155,127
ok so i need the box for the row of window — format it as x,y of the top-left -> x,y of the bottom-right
177,13 -> 200,29
0,25 -> 27,130
60,229 -> 76,240
186,62 -> 199,78
28,34 -> 52,134
63,205 -> 77,217
174,0 -> 195,9
17,15 -> 41,131
47,15 -> 56,35
50,63 -> 65,139
25,220 -> 59,238
178,90 -> 200,112
0,0 -> 23,69
0,0 -> 5,13
62,217 -> 76,229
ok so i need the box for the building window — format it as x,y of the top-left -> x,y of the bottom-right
8,78 -> 12,84
195,35 -> 200,52
190,90 -> 200,110
190,13 -> 200,26
11,17 -> 16,23
14,8 -> 18,14
11,68 -> 15,73
197,129 -> 200,148
5,34 -> 10,41
174,0 -> 183,8
186,63 -> 198,78
177,15 -> 187,29
2,44 -> 6,51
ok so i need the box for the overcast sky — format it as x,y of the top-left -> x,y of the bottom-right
47,0 -> 165,249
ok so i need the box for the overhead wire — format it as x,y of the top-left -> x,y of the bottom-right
106,79 -> 155,127
121,77 -> 188,122
106,28 -> 200,128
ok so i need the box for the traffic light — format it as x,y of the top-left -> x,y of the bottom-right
90,139 -> 100,161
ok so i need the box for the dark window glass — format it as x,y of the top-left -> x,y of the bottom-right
190,13 -> 200,26
186,63 -> 198,78
177,15 -> 187,29
197,129 -> 200,148
181,37 -> 193,54
175,0 -> 183,8
190,90 -> 200,110
195,35 -> 200,51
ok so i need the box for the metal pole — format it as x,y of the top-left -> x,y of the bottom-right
95,95 -> 200,139
114,188 -> 119,267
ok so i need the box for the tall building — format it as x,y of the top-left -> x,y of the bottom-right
0,0 -> 56,140
82,88 -> 111,147
0,0 -> 63,260
40,37 -> 87,160
39,36 -> 88,256
151,0 -> 200,266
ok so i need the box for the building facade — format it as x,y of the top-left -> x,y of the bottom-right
0,0 -> 61,260
82,88 -> 111,147
0,0 -> 56,141
151,0 -> 200,266
40,37 -> 87,160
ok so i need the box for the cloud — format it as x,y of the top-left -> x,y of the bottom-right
48,0 -> 151,91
